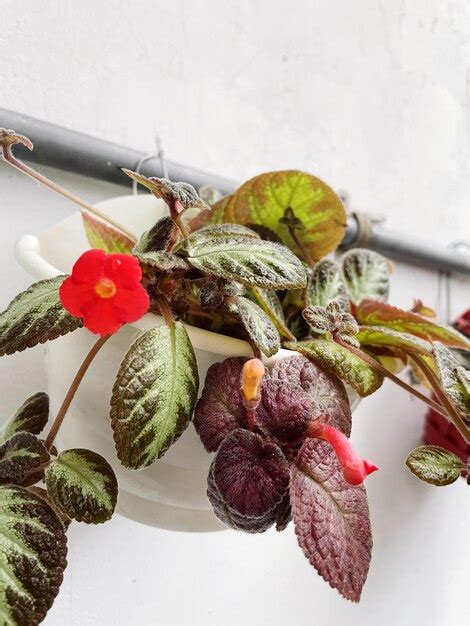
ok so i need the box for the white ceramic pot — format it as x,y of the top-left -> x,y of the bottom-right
15,195 -> 358,533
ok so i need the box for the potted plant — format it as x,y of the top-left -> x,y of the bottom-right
0,128 -> 469,624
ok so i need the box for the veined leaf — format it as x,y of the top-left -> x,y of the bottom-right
286,338 -> 383,397
0,432 -> 50,482
0,485 -> 67,625
341,249 -> 390,305
291,439 -> 372,602
433,343 -> 470,424
132,216 -> 188,270
111,322 -> 199,469
133,250 -> 188,271
356,300 -> 470,349
82,212 -> 134,254
222,171 -> 346,262
234,296 -> 280,357
356,326 -> 432,356
250,288 -> 294,340
307,259 -> 348,309
406,445 -> 463,486
0,276 -> 82,356
1,392 -> 49,444
178,226 -> 307,290
45,449 -> 117,524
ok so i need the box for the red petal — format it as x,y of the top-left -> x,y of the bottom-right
113,285 -> 150,322
59,277 -> 95,316
81,298 -> 123,335
103,254 -> 142,288
71,249 -> 105,284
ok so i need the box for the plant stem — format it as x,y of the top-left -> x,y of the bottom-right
288,225 -> 315,267
156,295 -> 174,327
174,213 -> 190,239
44,335 -> 110,451
334,336 -> 453,420
2,144 -> 137,242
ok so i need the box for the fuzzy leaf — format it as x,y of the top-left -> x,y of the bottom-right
0,276 -> 82,356
356,326 -> 432,356
303,301 -> 359,345
132,216 -> 188,271
341,249 -> 390,305
133,250 -> 188,271
234,296 -> 280,357
0,485 -> 67,625
356,300 -> 470,349
45,448 -> 117,524
287,338 -> 383,397
291,439 -> 372,602
111,322 -> 199,469
82,212 -> 134,254
271,355 -> 352,436
249,288 -> 293,340
220,171 -> 346,262
307,259 -> 349,309
0,432 -> 50,482
177,226 -> 307,290
405,445 -> 462,486
194,357 -> 248,452
1,392 -> 49,443
207,429 -> 289,533
433,343 -> 470,423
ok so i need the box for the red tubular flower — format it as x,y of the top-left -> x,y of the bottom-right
308,422 -> 378,485
60,249 -> 150,335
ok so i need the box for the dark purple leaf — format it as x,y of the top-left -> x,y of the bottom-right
194,357 -> 248,451
271,355 -> 351,436
207,429 -> 289,532
291,439 -> 372,602
275,491 -> 292,532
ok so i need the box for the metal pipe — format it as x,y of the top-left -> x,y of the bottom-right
1,107 -> 469,276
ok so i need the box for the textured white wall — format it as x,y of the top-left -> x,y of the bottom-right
1,1 -> 470,625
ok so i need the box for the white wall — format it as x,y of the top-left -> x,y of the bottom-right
1,2 -> 470,625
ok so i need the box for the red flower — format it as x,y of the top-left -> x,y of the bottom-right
60,249 -> 150,335
455,309 -> 470,337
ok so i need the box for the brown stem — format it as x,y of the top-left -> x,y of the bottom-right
409,354 -> 470,444
334,336 -> 453,420
156,295 -> 174,327
174,213 -> 190,239
2,145 -> 137,242
288,225 -> 315,267
44,335 -> 110,450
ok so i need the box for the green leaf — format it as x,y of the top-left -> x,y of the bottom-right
341,249 -> 390,305
0,432 -> 50,482
356,300 -> 470,349
406,445 -> 463,486
234,296 -> 280,357
177,225 -> 307,290
1,392 -> 49,443
110,322 -> 199,469
356,326 -> 432,356
82,212 -> 134,254
45,448 -> 117,524
306,259 -> 348,309
132,216 -> 188,270
0,485 -> 67,625
0,276 -> 82,356
219,171 -> 346,261
433,343 -> 470,423
286,338 -> 384,396
249,288 -> 294,340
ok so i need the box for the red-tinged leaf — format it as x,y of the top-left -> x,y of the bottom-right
194,357 -> 248,452
356,325 -> 432,356
207,429 -> 289,533
356,300 -> 470,349
82,212 -> 134,254
271,355 -> 351,436
291,439 -> 372,602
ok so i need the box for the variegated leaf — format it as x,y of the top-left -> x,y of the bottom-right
177,226 -> 307,290
249,288 -> 294,340
132,216 -> 188,270
291,439 -> 372,602
233,296 -> 280,357
356,300 -> 470,349
45,449 -> 117,524
0,485 -> 67,625
307,259 -> 349,309
0,432 -> 50,482
286,338 -> 383,396
406,445 -> 463,486
356,326 -> 432,356
0,276 -> 82,356
110,322 -> 199,469
82,212 -> 134,254
433,343 -> 470,424
133,250 -> 188,271
1,392 -> 49,444
341,248 -> 390,305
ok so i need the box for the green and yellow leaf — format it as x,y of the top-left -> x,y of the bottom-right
356,326 -> 432,356
82,212 -> 134,254
406,445 -> 463,486
1,392 -> 49,444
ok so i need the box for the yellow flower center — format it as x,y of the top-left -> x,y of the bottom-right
95,277 -> 117,299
